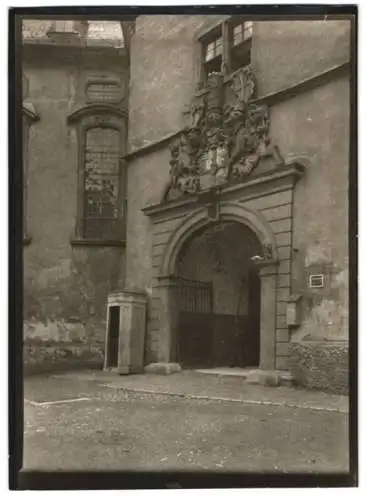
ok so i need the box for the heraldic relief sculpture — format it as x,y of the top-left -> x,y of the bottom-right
162,66 -> 285,202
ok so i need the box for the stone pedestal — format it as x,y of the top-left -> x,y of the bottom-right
104,290 -> 147,374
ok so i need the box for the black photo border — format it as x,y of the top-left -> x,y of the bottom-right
8,3 -> 358,490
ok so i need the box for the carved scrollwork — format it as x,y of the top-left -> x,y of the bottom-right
262,244 -> 273,261
224,102 -> 270,180
229,66 -> 257,103
163,65 -> 280,202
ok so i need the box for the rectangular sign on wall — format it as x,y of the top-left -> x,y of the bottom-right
308,274 -> 325,288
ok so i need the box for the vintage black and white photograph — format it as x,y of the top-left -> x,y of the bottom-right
12,7 -> 356,487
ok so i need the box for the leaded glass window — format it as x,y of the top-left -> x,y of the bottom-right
83,127 -> 123,240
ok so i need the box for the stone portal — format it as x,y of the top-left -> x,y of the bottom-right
143,162 -> 305,371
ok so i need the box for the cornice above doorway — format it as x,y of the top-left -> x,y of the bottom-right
143,160 -> 305,222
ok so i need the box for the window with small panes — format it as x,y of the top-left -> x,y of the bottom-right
199,17 -> 253,85
229,19 -> 253,72
201,26 -> 223,82
82,126 -> 125,241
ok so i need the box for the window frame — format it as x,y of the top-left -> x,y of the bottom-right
197,16 -> 254,86
227,17 -> 253,73
81,123 -> 124,241
198,22 -> 224,87
67,105 -> 128,246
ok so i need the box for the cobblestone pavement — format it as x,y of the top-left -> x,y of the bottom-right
49,369 -> 348,412
23,371 -> 349,473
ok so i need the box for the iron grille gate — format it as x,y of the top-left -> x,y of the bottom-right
177,278 -> 214,367
178,278 -> 213,314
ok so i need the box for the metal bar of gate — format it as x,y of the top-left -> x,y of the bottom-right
178,278 -> 213,314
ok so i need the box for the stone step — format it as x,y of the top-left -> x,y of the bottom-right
194,367 -> 294,388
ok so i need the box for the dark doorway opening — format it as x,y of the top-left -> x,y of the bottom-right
175,221 -> 261,369
106,305 -> 120,368
242,267 -> 261,367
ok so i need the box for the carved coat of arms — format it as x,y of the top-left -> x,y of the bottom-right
163,66 -> 273,202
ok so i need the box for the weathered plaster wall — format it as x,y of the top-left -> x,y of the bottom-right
252,20 -> 351,96
128,15 -> 225,150
267,76 -> 349,341
125,148 -> 170,292
23,53 -> 128,363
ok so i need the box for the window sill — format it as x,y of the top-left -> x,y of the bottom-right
70,238 -> 126,248
23,234 -> 32,245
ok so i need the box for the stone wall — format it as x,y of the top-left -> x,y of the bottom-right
24,341 -> 104,376
288,341 -> 349,394
23,37 -> 129,372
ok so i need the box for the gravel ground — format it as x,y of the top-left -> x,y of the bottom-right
23,373 -> 349,473
48,370 -> 348,412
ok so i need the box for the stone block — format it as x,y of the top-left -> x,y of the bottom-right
246,369 -> 280,387
144,362 -> 182,375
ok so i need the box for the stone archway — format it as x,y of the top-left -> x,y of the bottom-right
160,202 -> 278,277
153,202 -> 279,371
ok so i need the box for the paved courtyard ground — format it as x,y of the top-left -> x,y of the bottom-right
23,370 -> 349,473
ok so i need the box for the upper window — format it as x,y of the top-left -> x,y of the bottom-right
202,28 -> 223,81
229,20 -> 253,72
232,20 -> 253,46
199,18 -> 253,85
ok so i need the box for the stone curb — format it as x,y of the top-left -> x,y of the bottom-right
99,384 -> 347,414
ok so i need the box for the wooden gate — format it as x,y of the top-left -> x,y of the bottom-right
177,278 -> 214,368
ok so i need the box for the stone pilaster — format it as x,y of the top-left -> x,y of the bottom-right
259,264 -> 278,370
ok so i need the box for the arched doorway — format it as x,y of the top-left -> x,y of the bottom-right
150,202 -> 279,371
175,221 -> 262,369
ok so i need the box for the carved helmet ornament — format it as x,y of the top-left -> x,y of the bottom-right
163,66 -> 276,202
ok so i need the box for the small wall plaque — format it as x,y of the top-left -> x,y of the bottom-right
308,273 -> 325,288
86,79 -> 122,104
286,294 -> 302,327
